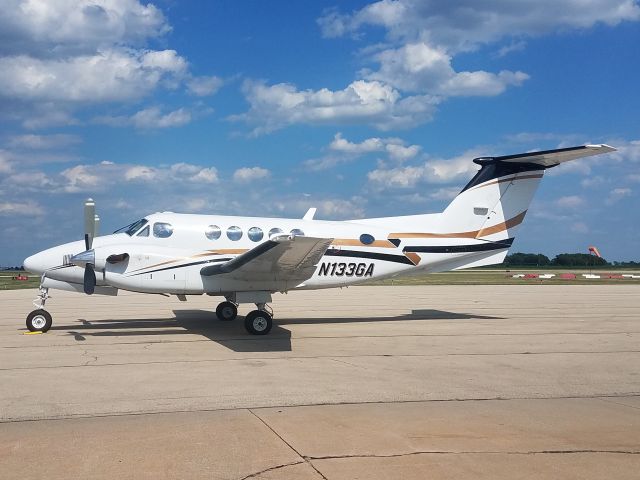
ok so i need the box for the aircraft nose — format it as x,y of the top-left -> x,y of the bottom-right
23,251 -> 49,275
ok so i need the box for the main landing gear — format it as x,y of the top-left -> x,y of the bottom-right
215,300 -> 273,335
216,301 -> 238,321
26,279 -> 53,332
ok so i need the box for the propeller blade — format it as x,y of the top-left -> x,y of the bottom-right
83,264 -> 96,295
94,214 -> 100,238
84,198 -> 96,250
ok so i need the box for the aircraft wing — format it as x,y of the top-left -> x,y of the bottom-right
200,236 -> 333,283
474,144 -> 616,167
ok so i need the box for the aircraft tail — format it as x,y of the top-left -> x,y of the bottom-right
365,144 -> 617,272
437,145 -> 615,244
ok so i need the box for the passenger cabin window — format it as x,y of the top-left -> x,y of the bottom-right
137,225 -> 150,237
153,222 -> 173,238
205,225 -> 221,240
248,227 -> 263,242
268,227 -> 284,238
290,228 -> 305,237
227,226 -> 242,241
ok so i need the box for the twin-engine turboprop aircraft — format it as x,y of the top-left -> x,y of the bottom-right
23,144 -> 615,335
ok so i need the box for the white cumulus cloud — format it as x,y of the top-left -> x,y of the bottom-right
555,195 -> 586,209
0,200 -> 44,216
367,149 -> 482,189
187,76 -> 224,96
233,79 -> 440,134
233,167 -> 271,183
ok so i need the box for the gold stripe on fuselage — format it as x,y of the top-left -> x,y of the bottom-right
389,211 -> 527,240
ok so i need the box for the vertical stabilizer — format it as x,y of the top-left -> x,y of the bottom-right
438,145 -> 615,242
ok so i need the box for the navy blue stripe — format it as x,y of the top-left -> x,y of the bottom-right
403,238 -> 514,254
324,249 -> 414,265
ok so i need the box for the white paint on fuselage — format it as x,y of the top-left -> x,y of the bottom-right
26,212 -> 418,295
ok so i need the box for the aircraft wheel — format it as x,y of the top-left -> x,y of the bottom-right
244,310 -> 272,335
216,301 -> 238,321
26,309 -> 52,333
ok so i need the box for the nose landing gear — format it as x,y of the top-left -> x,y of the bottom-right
26,278 -> 52,332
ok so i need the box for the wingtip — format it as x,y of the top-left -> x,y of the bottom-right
586,143 -> 617,153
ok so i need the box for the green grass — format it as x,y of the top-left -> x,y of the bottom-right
1,269 -> 639,291
0,271 -> 40,290
365,268 -> 640,286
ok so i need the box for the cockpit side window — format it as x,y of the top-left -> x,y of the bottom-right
114,219 -> 148,236
153,222 -> 174,238
137,225 -> 150,237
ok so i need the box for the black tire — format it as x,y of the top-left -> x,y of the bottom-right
244,310 -> 273,335
26,309 -> 52,333
216,301 -> 238,321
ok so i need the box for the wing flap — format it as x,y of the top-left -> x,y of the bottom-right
200,236 -> 333,283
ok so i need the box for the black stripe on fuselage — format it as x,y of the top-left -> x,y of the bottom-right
48,264 -> 75,271
323,249 -> 415,265
128,258 -> 232,276
403,238 -> 514,254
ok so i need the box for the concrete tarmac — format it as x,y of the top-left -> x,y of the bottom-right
1,285 -> 639,479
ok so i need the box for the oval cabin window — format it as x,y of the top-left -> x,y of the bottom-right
248,227 -> 264,242
227,226 -> 243,241
205,225 -> 221,240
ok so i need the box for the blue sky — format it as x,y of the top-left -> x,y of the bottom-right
1,0 -> 639,266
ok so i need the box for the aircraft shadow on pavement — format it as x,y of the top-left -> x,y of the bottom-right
50,308 -> 502,353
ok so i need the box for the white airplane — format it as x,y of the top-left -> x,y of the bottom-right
23,144 -> 615,335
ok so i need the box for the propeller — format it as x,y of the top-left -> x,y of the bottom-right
68,199 -> 98,294
69,199 -> 127,295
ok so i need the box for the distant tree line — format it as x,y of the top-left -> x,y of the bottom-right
504,252 -> 639,268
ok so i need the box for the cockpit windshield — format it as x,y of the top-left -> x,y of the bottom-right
113,218 -> 148,236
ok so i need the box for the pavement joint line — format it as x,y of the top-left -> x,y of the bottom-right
1,349 -> 639,372
3,330 -> 640,349
248,409 -> 329,480
1,393 -> 639,424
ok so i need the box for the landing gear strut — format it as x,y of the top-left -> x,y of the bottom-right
215,293 -> 274,335
26,276 -> 52,332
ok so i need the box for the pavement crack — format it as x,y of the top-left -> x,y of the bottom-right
307,449 -> 640,461
249,409 -> 328,480
238,460 -> 305,480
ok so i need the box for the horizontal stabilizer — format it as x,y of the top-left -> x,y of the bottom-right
474,144 -> 616,168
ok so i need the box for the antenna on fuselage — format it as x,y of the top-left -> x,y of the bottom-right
303,208 -> 316,220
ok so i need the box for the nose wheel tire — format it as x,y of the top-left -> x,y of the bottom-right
244,310 -> 273,335
26,309 -> 52,332
216,301 -> 238,321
